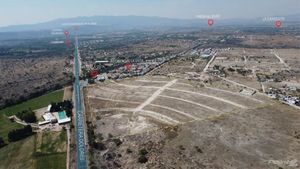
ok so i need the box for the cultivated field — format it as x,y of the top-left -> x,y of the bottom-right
0,131 -> 67,169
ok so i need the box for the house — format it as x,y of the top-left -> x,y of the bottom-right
55,111 -> 71,124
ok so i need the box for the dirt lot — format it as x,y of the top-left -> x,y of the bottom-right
208,48 -> 300,91
81,75 -> 300,169
241,35 -> 300,48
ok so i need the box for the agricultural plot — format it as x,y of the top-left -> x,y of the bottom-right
0,131 -> 67,169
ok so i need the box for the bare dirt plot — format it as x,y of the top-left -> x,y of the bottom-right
149,56 -> 207,77
92,109 -> 162,138
88,98 -> 140,110
210,48 -> 294,91
119,79 -> 167,87
170,83 -> 266,106
63,86 -> 73,100
241,35 -> 300,48
151,97 -> 219,119
150,104 -> 300,169
85,76 -> 263,131
160,90 -> 238,113
89,103 -> 300,169
86,76 -> 300,169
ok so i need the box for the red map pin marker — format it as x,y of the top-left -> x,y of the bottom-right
275,20 -> 282,28
65,39 -> 72,48
125,63 -> 132,71
208,19 -> 214,26
64,30 -> 70,37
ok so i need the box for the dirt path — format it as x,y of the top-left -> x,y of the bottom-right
63,86 -> 73,100
166,88 -> 247,109
202,52 -> 218,74
110,80 -> 160,89
159,95 -> 223,113
66,126 -> 71,169
134,79 -> 178,112
220,77 -> 259,92
271,49 -> 290,69
204,85 -> 264,103
136,80 -> 169,83
150,104 -> 199,120
96,108 -> 180,124
87,96 -> 141,104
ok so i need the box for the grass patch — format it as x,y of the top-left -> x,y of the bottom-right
36,153 -> 66,169
0,136 -> 36,169
0,114 -> 23,143
0,90 -> 64,116
35,131 -> 67,169
36,130 -> 67,154
0,130 -> 67,169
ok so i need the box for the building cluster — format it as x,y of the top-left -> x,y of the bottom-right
266,87 -> 300,107
87,53 -> 178,81
38,105 -> 71,127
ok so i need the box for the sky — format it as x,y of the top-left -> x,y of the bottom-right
0,0 -> 299,27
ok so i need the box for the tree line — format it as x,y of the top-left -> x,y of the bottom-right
8,125 -> 33,142
50,100 -> 73,117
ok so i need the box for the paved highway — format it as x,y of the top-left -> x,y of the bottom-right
74,35 -> 88,169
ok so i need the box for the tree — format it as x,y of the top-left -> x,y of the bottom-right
8,125 -> 33,142
50,100 -> 73,117
16,109 -> 37,123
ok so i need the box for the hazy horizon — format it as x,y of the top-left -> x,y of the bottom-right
0,0 -> 299,27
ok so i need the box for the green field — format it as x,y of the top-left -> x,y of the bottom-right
0,131 -> 67,169
0,90 -> 64,116
0,114 -> 23,143
36,153 -> 66,169
0,136 -> 36,169
36,130 -> 67,154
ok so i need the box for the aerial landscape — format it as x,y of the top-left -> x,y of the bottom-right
0,0 -> 300,169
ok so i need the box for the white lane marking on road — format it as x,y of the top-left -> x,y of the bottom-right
134,79 -> 178,112
159,95 -> 223,113
166,88 -> 247,109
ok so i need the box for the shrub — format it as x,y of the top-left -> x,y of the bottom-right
112,138 -> 122,146
138,155 -> 148,163
195,146 -> 203,153
16,109 -> 37,123
139,149 -> 148,156
126,148 -> 133,154
93,142 -> 107,151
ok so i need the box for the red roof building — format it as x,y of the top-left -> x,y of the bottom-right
90,70 -> 100,79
